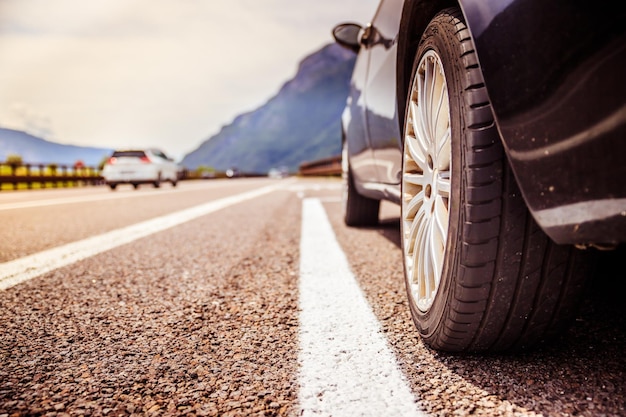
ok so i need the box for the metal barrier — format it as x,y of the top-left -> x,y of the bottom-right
298,155 -> 341,176
0,155 -> 342,190
0,162 -> 103,191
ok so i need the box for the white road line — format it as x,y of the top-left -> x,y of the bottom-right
0,179 -> 266,211
287,183 -> 342,192
298,198 -> 425,417
0,183 -> 286,290
0,190 -> 176,211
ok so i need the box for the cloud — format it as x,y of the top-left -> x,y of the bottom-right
0,0 -> 379,159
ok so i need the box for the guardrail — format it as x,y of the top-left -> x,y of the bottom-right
298,155 -> 341,176
0,162 -> 103,191
0,155 -> 342,191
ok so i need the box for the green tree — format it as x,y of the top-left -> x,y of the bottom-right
5,154 -> 23,166
196,165 -> 215,178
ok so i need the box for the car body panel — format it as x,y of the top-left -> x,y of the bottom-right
363,0 -> 404,187
339,0 -> 626,245
459,0 -> 626,244
343,52 -> 379,188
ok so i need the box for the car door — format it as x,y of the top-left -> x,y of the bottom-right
343,37 -> 378,184
362,0 -> 404,186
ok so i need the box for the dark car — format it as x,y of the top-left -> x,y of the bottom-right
333,0 -> 626,353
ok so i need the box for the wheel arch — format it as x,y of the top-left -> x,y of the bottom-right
397,0 -> 503,133
396,0 -> 457,134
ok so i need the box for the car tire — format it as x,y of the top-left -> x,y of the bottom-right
342,141 -> 380,226
109,183 -> 117,191
401,7 -> 590,352
153,174 -> 161,188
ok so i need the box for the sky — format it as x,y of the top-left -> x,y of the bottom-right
0,0 -> 379,161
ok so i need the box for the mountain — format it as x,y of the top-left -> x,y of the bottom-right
0,128 -> 113,167
0,43 -> 356,172
181,42 -> 356,174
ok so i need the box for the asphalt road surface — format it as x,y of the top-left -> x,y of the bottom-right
0,178 -> 624,416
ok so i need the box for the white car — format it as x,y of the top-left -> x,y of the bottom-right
102,148 -> 180,190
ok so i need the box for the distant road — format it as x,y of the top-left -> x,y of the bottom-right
0,178 -> 624,416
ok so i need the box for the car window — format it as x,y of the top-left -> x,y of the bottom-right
112,150 -> 146,158
152,150 -> 169,160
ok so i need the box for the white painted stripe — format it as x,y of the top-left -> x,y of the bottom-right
0,183 -> 285,290
0,190 -> 178,211
0,179 -> 267,211
287,183 -> 342,192
298,198 -> 425,417
316,196 -> 342,203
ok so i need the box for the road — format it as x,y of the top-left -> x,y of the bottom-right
0,178 -> 624,417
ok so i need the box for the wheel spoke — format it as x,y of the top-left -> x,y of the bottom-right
405,188 -> 425,221
404,172 -> 425,187
406,138 -> 428,174
425,57 -> 438,141
437,173 -> 450,199
433,74 -> 446,141
406,197 -> 426,267
413,205 -> 429,287
432,196 -> 448,276
410,99 -> 429,164
419,226 -> 430,302
407,218 -> 419,283
436,128 -> 451,172
419,64 -> 431,144
427,60 -> 439,138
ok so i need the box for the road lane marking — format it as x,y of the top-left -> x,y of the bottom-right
287,183 -> 342,192
0,190 -> 176,211
0,179 -> 273,211
0,182 -> 289,290
298,198 -> 425,417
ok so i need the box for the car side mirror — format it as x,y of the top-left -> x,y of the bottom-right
332,23 -> 363,53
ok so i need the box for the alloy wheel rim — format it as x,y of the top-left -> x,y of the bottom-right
402,50 -> 451,312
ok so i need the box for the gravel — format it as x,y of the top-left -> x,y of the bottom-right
0,189 -> 300,416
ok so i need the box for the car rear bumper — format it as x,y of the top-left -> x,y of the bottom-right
102,167 -> 159,183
